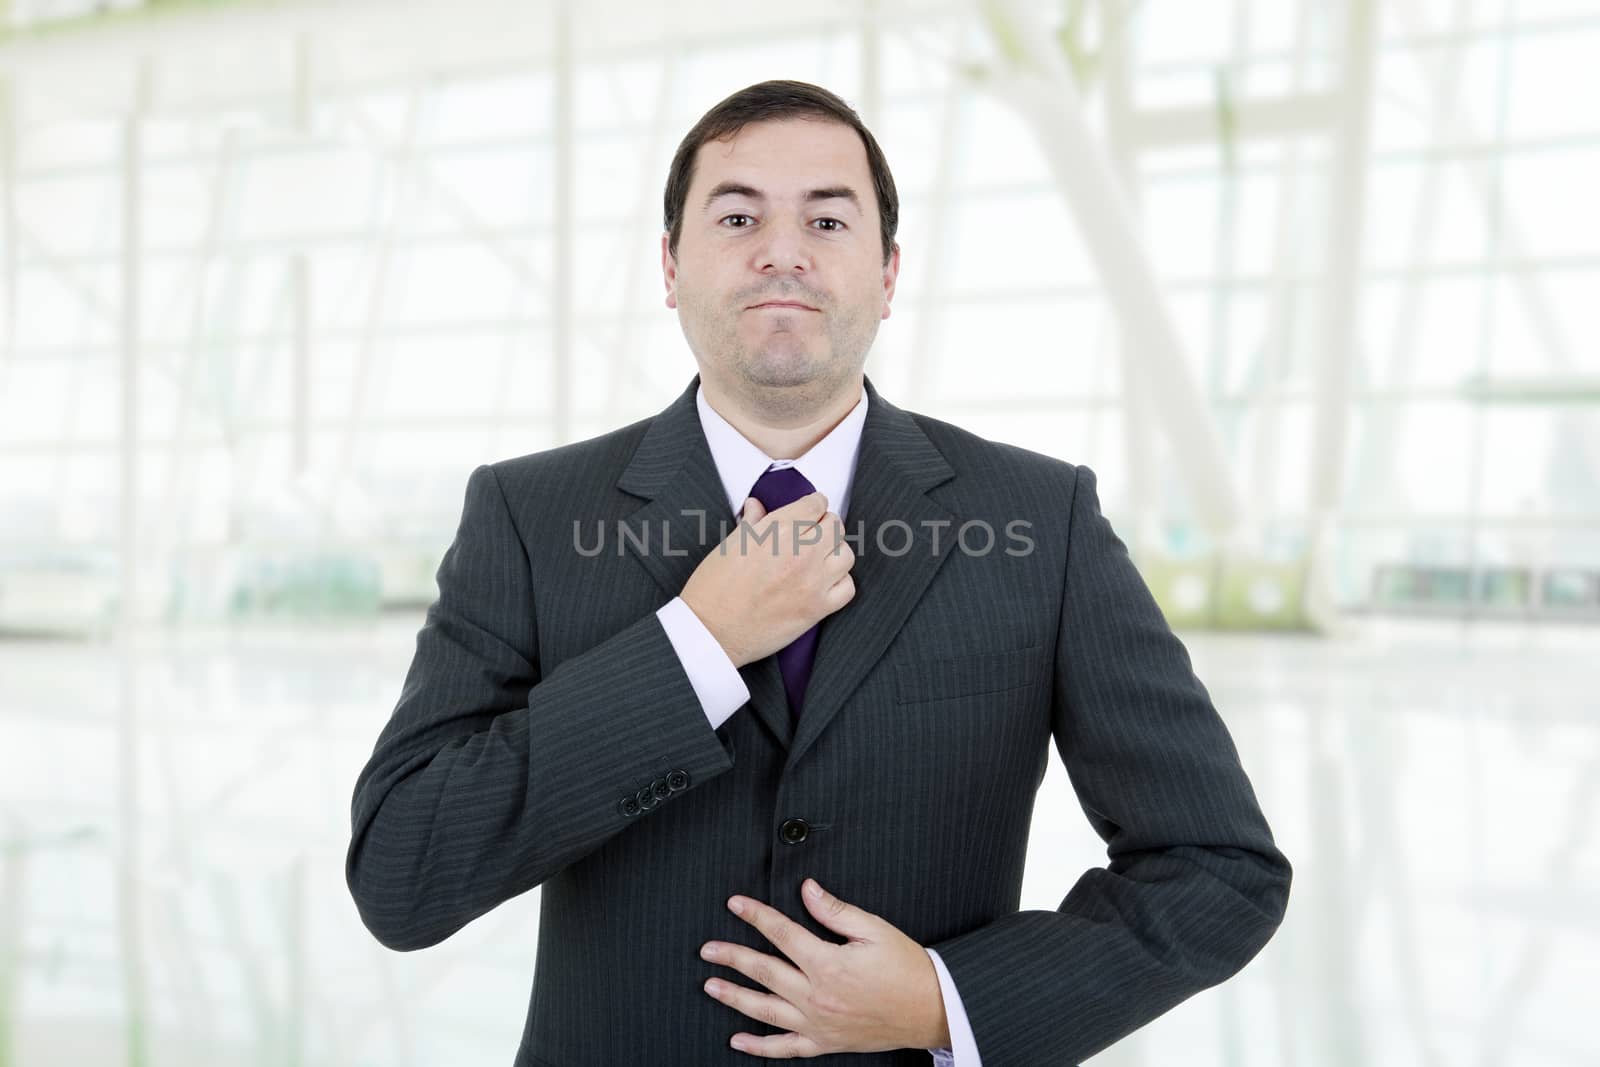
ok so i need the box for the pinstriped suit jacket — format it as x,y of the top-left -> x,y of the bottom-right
345,371 -> 1292,1066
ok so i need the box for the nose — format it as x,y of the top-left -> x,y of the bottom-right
754,216 -> 812,276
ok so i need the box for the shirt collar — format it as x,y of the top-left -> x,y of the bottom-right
695,380 -> 868,522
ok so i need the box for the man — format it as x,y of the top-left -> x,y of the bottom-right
346,80 -> 1291,1066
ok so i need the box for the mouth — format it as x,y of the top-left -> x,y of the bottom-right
748,301 -> 820,312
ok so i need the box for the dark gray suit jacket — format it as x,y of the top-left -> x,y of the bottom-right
346,371 -> 1291,1066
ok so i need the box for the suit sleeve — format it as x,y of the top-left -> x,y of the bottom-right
926,464 -> 1292,1064
346,464 -> 737,952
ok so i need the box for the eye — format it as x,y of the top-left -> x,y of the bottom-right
717,214 -> 846,232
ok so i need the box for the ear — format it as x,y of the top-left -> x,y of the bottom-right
880,242 -> 900,321
662,231 -> 679,310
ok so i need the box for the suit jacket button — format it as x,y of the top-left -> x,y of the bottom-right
779,818 -> 809,845
651,777 -> 672,800
637,785 -> 659,811
667,769 -> 690,792
619,796 -> 641,817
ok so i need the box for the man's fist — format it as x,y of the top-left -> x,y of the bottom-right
679,491 -> 856,667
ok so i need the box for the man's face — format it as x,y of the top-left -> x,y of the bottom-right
662,117 -> 900,407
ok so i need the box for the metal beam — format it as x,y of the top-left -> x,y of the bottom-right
976,0 -> 1244,537
551,0 -> 572,447
1346,0 -> 1476,524
1302,0 -> 1378,637
1460,375 -> 1600,404
1125,92 -> 1340,150
290,33 -> 313,477
601,46 -> 677,426
0,72 -> 14,377
1245,0 -> 1317,565
321,85 -> 428,529
903,44 -> 964,412
116,56 -> 153,1067
1098,0 -> 1157,551
153,124 -> 243,587
1389,0 -> 1600,494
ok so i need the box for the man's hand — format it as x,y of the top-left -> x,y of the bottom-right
680,493 -> 856,668
699,878 -> 952,1057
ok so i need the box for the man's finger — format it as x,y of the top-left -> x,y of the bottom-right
701,940 -> 808,1005
703,975 -> 808,1039
771,490 -> 827,521
801,879 -> 880,943
728,895 -> 827,972
729,1029 -> 822,1059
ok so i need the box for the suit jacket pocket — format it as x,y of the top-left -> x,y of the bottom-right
894,643 -> 1047,705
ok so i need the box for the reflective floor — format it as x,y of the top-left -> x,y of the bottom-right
2,615 -> 1595,1065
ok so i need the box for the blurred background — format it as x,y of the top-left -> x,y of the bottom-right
1,0 -> 1597,1063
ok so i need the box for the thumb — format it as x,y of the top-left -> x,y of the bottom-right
802,879 -> 878,943
740,496 -> 766,522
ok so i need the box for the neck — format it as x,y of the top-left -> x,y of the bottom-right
701,375 -> 863,461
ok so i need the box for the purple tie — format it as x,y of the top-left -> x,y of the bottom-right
746,464 -> 821,721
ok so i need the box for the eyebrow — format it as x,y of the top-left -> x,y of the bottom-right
701,181 -> 863,215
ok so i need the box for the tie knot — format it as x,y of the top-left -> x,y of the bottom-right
748,464 -> 817,513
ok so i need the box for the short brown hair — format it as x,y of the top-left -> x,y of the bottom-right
662,80 -> 900,267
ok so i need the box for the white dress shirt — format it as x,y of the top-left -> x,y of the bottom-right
653,381 -> 982,1066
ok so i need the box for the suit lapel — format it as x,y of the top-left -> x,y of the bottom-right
616,374 -> 795,750
784,376 -> 958,769
617,371 -> 958,764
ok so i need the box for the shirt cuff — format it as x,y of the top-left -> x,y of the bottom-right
925,947 -> 981,1066
656,596 -> 750,731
